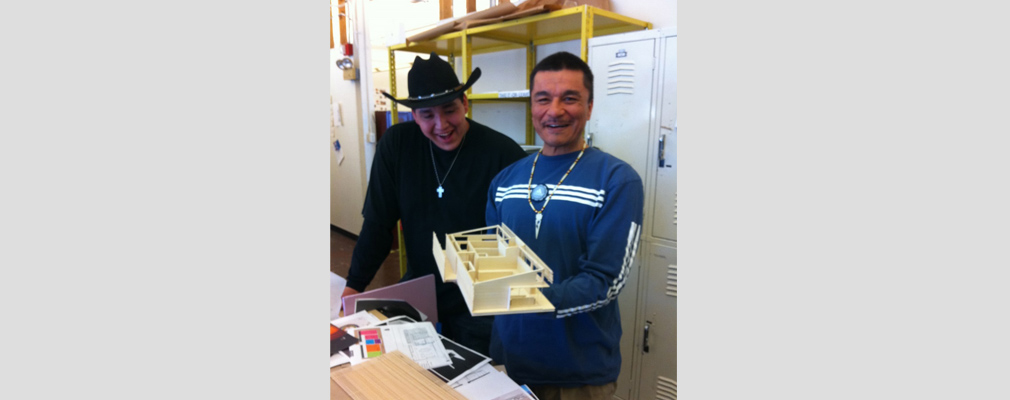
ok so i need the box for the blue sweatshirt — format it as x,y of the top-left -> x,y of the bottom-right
485,147 -> 644,386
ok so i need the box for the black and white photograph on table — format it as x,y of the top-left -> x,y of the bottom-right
429,335 -> 492,386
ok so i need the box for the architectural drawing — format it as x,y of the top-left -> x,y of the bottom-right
432,224 -> 555,316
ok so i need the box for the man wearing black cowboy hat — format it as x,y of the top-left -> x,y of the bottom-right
341,52 -> 526,357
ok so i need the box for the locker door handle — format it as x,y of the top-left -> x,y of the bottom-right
643,323 -> 651,353
657,134 -> 666,168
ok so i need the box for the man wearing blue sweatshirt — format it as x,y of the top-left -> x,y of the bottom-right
485,51 -> 644,400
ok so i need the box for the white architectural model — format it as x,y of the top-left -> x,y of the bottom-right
432,224 -> 555,316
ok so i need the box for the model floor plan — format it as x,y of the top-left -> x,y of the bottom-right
432,224 -> 555,316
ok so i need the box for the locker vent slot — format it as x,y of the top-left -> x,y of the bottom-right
656,376 -> 677,400
666,264 -> 677,297
673,192 -> 677,225
606,61 -> 636,96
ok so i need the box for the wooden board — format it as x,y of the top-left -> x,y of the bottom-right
331,351 -> 467,400
457,5 -> 562,30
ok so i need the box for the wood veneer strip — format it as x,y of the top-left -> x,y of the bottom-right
331,350 -> 467,400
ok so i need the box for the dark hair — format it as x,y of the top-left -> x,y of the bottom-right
529,51 -> 594,103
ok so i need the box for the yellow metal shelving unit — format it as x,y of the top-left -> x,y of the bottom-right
387,5 -> 651,144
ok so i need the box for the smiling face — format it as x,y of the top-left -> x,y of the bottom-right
531,69 -> 593,156
411,95 -> 470,152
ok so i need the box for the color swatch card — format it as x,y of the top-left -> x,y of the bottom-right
355,327 -> 386,359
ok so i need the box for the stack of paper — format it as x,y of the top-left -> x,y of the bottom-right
452,364 -> 538,400
347,321 -> 451,369
330,272 -> 347,321
429,336 -> 492,386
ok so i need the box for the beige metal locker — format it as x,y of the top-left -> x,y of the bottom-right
588,27 -> 676,400
639,241 -> 677,400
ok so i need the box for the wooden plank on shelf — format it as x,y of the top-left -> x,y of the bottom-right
408,2 -> 519,44
457,5 -> 560,30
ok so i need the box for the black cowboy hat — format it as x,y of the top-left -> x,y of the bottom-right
381,52 -> 481,109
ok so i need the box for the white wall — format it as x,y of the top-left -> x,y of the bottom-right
330,48 -> 367,233
330,0 -> 386,233
614,1 -> 676,31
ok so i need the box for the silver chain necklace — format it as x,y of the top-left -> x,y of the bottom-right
429,133 -> 466,199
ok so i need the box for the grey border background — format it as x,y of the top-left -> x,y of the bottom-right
2,1 -> 1009,399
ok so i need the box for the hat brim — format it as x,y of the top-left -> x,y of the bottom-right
381,68 -> 481,109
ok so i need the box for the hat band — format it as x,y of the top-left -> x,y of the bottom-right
407,84 -> 465,101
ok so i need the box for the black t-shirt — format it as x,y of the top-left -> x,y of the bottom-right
347,119 -> 527,318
